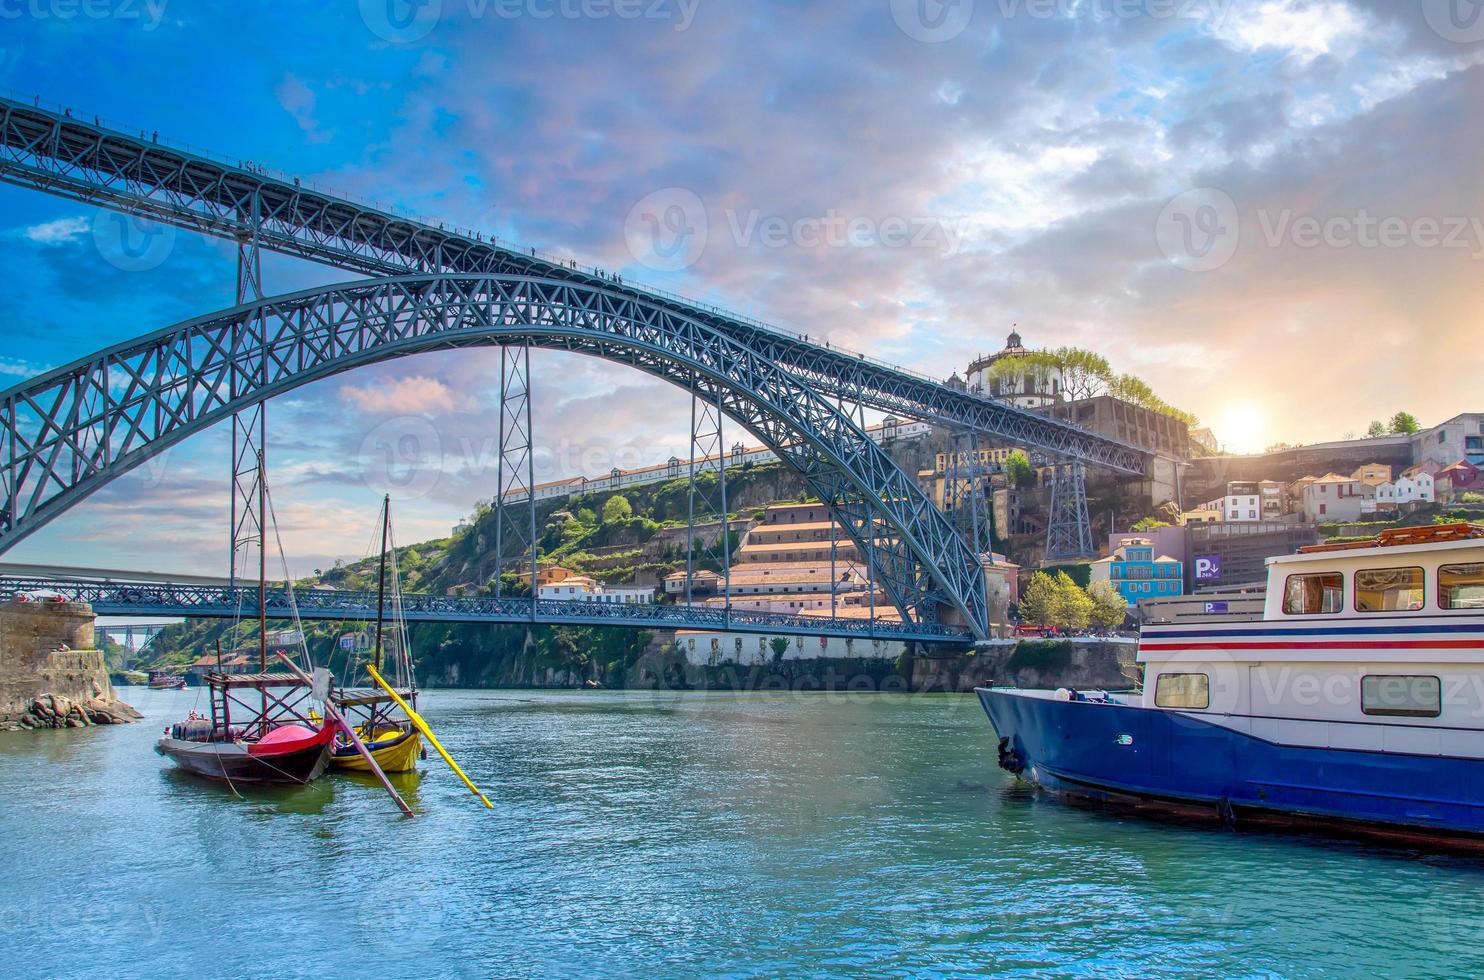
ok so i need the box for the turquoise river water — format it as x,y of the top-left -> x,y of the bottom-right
4,686 -> 1483,978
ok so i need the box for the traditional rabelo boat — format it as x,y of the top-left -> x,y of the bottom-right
156,455 -> 335,786
327,495 -> 423,774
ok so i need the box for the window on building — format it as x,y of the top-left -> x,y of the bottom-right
1361,675 -> 1442,718
1155,673 -> 1210,709
1439,563 -> 1484,610
1283,572 -> 1344,615
1354,567 -> 1425,613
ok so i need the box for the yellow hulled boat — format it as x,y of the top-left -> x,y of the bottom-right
331,725 -> 423,773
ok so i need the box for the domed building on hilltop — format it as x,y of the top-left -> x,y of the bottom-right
965,329 -> 1064,410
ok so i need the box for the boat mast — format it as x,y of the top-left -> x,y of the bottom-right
257,452 -> 268,734
374,493 -> 390,674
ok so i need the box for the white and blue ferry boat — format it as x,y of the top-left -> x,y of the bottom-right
978,523 -> 1484,848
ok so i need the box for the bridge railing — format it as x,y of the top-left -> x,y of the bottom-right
0,577 -> 973,642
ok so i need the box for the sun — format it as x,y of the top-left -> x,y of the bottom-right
1213,404 -> 1268,455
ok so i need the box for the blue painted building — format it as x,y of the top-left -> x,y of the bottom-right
1090,537 -> 1184,606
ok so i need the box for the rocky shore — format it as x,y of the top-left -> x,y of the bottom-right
7,692 -> 142,731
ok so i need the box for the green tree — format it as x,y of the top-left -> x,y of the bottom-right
1004,450 -> 1034,487
1131,517 -> 1170,532
601,495 -> 633,523
1366,420 -> 1387,438
1051,572 -> 1094,629
770,637 -> 790,662
1019,571 -> 1059,626
1088,581 -> 1128,630
1389,412 -> 1421,435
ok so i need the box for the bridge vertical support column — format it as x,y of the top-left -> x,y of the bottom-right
1045,461 -> 1095,562
229,191 -> 265,591
685,387 -> 729,614
494,342 -> 538,616
944,431 -> 994,561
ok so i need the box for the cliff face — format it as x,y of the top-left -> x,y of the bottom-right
0,599 -> 138,725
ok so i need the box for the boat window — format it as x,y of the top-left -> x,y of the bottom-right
1361,675 -> 1442,718
1354,567 -> 1425,613
1154,673 -> 1209,709
1439,563 -> 1484,610
1282,572 -> 1344,615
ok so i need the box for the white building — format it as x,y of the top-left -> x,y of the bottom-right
538,576 -> 655,604
1223,482 -> 1262,522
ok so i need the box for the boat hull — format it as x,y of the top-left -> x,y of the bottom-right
330,727 -> 422,773
977,688 -> 1484,849
156,732 -> 332,785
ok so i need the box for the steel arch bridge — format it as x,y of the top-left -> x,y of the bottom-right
0,274 -> 989,636
0,97 -> 1150,474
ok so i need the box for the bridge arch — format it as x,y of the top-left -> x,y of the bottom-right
0,275 -> 987,635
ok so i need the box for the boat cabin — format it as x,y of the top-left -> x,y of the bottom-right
1134,524 -> 1484,749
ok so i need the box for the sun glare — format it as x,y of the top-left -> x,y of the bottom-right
1213,404 -> 1268,455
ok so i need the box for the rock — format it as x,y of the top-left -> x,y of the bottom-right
17,715 -> 35,730
64,717 -> 84,728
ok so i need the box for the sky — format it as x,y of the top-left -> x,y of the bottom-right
0,0 -> 1481,575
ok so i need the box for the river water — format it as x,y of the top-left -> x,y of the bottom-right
4,686 -> 1482,978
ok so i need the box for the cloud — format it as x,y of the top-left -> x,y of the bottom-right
22,216 -> 89,245
340,375 -> 463,414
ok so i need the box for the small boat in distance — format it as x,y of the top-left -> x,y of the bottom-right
147,670 -> 187,690
978,522 -> 1484,850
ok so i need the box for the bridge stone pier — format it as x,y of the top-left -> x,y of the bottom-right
0,599 -> 135,726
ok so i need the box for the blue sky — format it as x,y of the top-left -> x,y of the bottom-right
1,0 -> 1482,574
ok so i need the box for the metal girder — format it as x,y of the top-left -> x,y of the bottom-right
0,576 -> 972,642
229,189 -> 265,589
493,342 -> 538,600
685,387 -> 729,607
0,274 -> 989,637
1045,462 -> 1095,561
0,97 -> 1148,475
943,431 -> 996,561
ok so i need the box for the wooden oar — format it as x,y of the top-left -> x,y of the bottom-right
367,663 -> 493,809
275,652 -> 414,819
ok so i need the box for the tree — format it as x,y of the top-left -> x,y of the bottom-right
1131,517 -> 1170,532
1004,450 -> 1034,487
1088,581 -> 1128,630
1389,412 -> 1421,435
1049,346 -> 1113,402
770,637 -> 790,662
601,495 -> 633,523
1050,572 -> 1094,629
1019,571 -> 1059,627
1366,420 -> 1387,438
